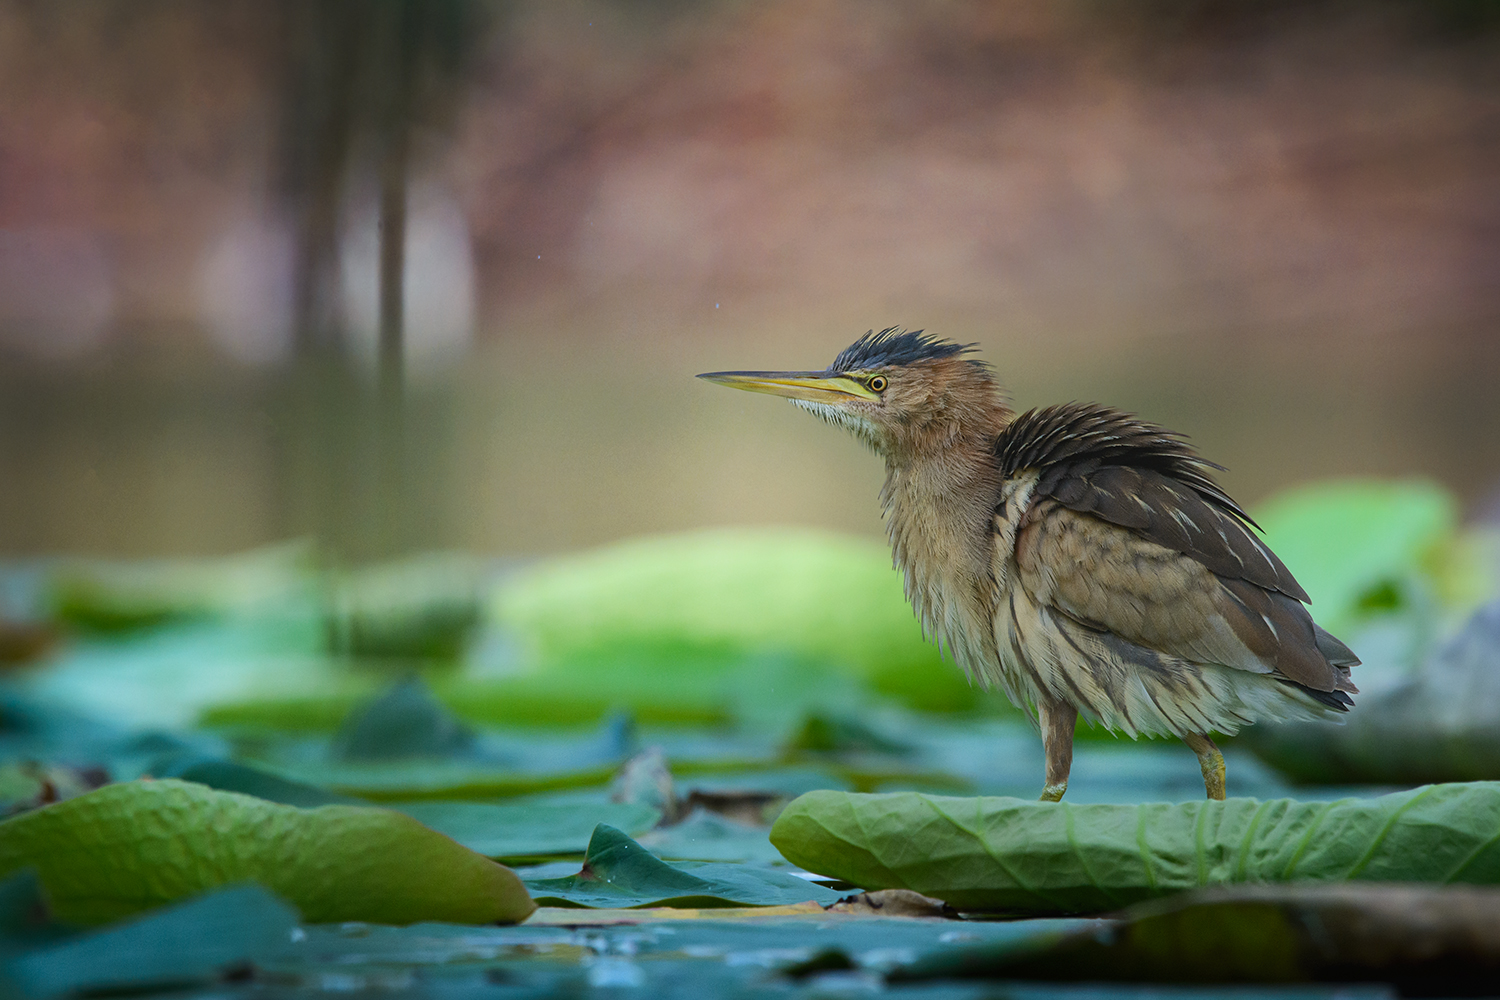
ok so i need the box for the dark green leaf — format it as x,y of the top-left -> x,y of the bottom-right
523,824 -> 844,908
4,886 -> 299,998
330,677 -> 475,761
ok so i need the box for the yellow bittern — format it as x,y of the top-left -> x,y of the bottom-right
699,329 -> 1358,801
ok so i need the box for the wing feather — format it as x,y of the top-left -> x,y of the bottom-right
997,403 -> 1357,700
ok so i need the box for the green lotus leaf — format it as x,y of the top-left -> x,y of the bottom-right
523,824 -> 844,908
770,785 -> 1500,914
0,779 -> 535,926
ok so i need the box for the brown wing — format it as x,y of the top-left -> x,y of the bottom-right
997,402 -> 1308,602
996,403 -> 1357,698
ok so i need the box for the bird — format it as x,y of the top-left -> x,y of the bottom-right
698,328 -> 1358,801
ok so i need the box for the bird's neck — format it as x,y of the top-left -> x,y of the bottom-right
879,405 -> 1012,652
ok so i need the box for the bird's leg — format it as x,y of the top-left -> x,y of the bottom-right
1038,699 -> 1077,802
1182,732 -> 1227,800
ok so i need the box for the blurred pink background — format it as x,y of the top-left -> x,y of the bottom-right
1,1 -> 1497,557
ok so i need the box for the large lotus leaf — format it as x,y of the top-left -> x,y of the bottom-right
492,527 -> 987,713
0,780 -> 534,926
1252,479 -> 1458,634
770,785 -> 1500,914
523,824 -> 844,908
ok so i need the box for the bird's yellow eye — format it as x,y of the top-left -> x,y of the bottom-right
868,375 -> 888,392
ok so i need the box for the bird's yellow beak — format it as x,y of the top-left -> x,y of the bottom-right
695,370 -> 877,403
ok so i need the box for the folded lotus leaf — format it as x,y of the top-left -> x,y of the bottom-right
523,824 -> 844,908
770,785 -> 1500,913
0,780 -> 535,926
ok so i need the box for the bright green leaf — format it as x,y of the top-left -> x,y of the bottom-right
492,528 -> 989,713
770,785 -> 1500,914
1253,479 -> 1457,633
0,780 -> 535,926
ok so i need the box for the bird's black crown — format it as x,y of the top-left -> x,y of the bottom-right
830,328 -> 976,373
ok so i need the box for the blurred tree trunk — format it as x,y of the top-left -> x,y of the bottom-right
269,0 -> 493,563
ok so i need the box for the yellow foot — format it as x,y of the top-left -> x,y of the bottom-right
1202,754 -> 1227,801
1183,732 -> 1227,800
1039,782 -> 1067,802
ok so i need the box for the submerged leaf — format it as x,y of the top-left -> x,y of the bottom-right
0,779 -> 535,926
770,785 -> 1500,913
523,824 -> 843,908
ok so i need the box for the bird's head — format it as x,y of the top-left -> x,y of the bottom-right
698,328 -> 1004,460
